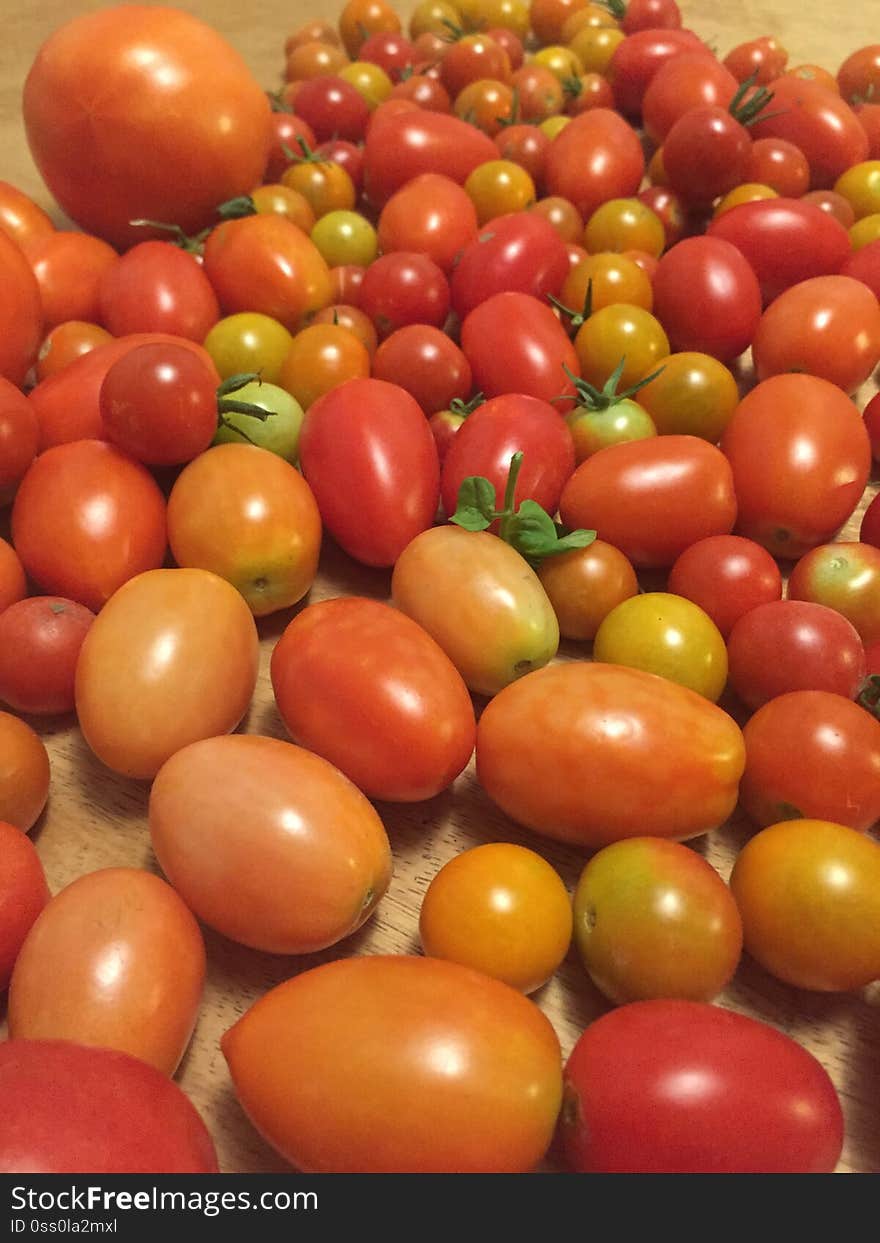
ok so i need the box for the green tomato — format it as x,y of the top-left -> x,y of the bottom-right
213,380 -> 304,464
566,399 -> 657,463
203,313 -> 294,385
310,210 -> 378,268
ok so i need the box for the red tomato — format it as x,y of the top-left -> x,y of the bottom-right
378,174 -> 480,275
642,52 -> 737,144
0,181 -> 54,250
0,538 -> 26,614
371,325 -> 471,413
450,213 -> 569,319
724,35 -> 789,85
727,600 -> 867,709
561,1000 -> 843,1172
461,292 -> 580,408
0,229 -> 42,386
292,76 -> 371,142
543,110 -> 645,219
0,822 -> 49,990
0,713 -> 50,834
721,375 -> 871,558
620,0 -> 683,33
0,378 -> 38,503
391,72 -> 453,112
440,34 -> 511,99
271,597 -> 475,801
75,568 -> 259,780
788,541 -> 880,646
745,138 -> 810,196
22,7 -> 271,249
652,236 -> 762,361
740,691 -> 880,831
0,597 -> 95,715
440,394 -> 574,520
98,241 -> 220,342
299,377 -> 440,567
11,440 -> 167,612
9,869 -> 204,1075
23,232 -> 118,331
607,27 -> 707,116
495,124 -> 550,182
358,252 -> 451,335
222,955 -> 562,1173
667,535 -> 782,637
707,197 -> 852,304
750,77 -> 869,188
855,101 -> 880,159
864,391 -> 880,461
0,1041 -> 218,1173
559,436 -> 736,568
34,320 -> 113,382
663,107 -> 751,206
363,106 -> 498,206
840,238 -> 880,299
476,662 -> 745,847
265,111 -> 316,182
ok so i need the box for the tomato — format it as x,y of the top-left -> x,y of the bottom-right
573,838 -> 741,1004
251,179 -> 318,229
212,379 -> 304,463
0,379 -> 38,505
543,109 -> 644,219
75,568 -> 259,780
634,351 -> 737,442
568,391 -> 655,459
9,868 -> 204,1075
0,820 -> 49,993
745,138 -> 810,196
706,197 -> 852,305
750,77 -> 869,188
203,214 -> 332,331
641,52 -> 737,144
372,325 -> 471,413
377,173 -> 479,275
561,251 -> 653,314
583,197 -> 664,257
278,322 -> 371,408
855,101 -> 880,158
314,139 -> 365,195
451,214 -> 569,319
840,238 -> 880,300
574,304 -> 669,390
392,526 -> 559,695
0,181 -> 54,250
440,394 -> 574,519
802,187 -> 857,226
833,159 -> 880,219
286,21 -> 342,52
564,72 -> 615,116
391,71 -> 453,111
619,0 -> 682,34
740,691 -> 880,833
285,40 -> 349,83
420,843 -> 572,993
23,7 -> 271,249
204,312 -> 294,385
363,107 -> 498,206
223,955 -> 562,1173
850,211 -> 880,249
299,377 -> 439,568
0,538 -> 26,613
464,160 -> 534,222
727,600 -> 866,709
607,28 -> 706,117
441,34 -> 510,98
453,79 -> 514,135
652,237 -> 761,361
409,0 -> 462,37
561,1000 -> 843,1172
360,31 -> 418,79
636,184 -> 689,247
281,154 -> 356,218
730,819 -> 880,992
265,111 -> 316,183
23,231 -> 118,332
509,64 -> 565,121
863,492 -> 880,546
721,375 -> 871,558
529,196 -> 585,242
593,592 -> 728,701
34,321 -> 113,383
667,535 -> 782,638
787,541 -> 880,646
536,540 -> 638,640
0,598 -> 94,717
723,35 -> 789,85
97,241 -> 219,342
359,252 -> 451,336
566,28 -> 622,77
0,229 -> 42,386
531,0 -> 589,44
0,713 -> 49,835
271,598 -> 475,802
752,276 -> 880,392
560,436 -> 736,568
0,1042 -> 218,1173
11,440 -> 167,612
310,210 -> 377,268
664,108 -> 753,206
476,662 -> 745,847
461,292 -> 580,408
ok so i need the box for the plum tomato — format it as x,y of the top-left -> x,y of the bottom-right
667,535 -> 783,638
652,236 -> 762,362
98,240 -> 220,342
0,597 -> 95,716
543,109 -> 645,218
23,231 -> 118,331
461,291 -> 580,409
451,213 -> 569,320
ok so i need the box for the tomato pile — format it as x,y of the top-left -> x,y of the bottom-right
1,0 -> 879,1176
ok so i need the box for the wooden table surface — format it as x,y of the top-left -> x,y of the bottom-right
1,0 -> 878,1176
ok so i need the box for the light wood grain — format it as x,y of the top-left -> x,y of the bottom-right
1,0 -> 879,1176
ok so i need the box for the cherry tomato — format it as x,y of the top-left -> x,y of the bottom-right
531,0 -> 592,44
652,236 -> 761,361
0,713 -> 49,834
282,153 -> 356,218
544,109 -> 644,219
451,214 -> 569,319
863,493 -> 880,546
721,375 -> 871,558
618,0 -> 682,34
363,106 -> 498,206
730,820 -> 880,991
464,160 -> 535,222
745,137 -> 810,196
855,101 -> 880,158
150,734 -> 391,953
787,541 -> 880,646
801,187 -> 856,226
377,173 -> 479,275
278,322 -> 371,408
312,303 -> 378,356
667,535 -> 782,638
441,34 -> 511,98
0,379 -> 38,505
740,691 -> 880,832
0,230 -> 42,386
409,0 -> 462,37
565,72 -> 615,116
359,252 -> 451,336
461,291 -> 580,407
97,240 -> 219,342
310,210 -> 377,268
9,868 -> 204,1075
0,598 -> 95,716
529,196 -> 584,242
454,79 -> 515,135
391,71 -> 453,112
475,662 -> 745,847
420,843 -> 572,993
607,28 -> 706,117
561,251 -> 653,314
837,44 -> 880,103
265,111 -> 316,183
849,211 -> 880,249
727,600 -> 866,709
0,822 -> 49,991
573,838 -> 741,1003
574,304 -> 669,390
0,538 -> 26,613
562,1000 -> 843,1172
24,231 -> 118,331
203,312 -> 294,385
751,77 -> 869,188
537,540 -> 638,640
840,237 -> 880,299
75,568 -> 259,779
284,40 -> 349,83
663,106 -> 751,206
372,325 -> 471,412
636,184 -> 689,247
34,320 -> 113,383
566,396 -> 656,461
635,351 -> 737,442
560,436 -> 736,568
723,35 -> 789,85
509,65 -> 564,121
314,140 -> 365,194
713,182 -> 777,218
641,52 -> 738,144
23,6 -> 271,249
0,181 -> 54,250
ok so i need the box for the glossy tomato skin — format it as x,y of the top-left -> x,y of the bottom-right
0,377 -> 38,503
0,539 -> 25,614
461,291 -> 580,408
862,492 -> 880,546
0,1041 -> 218,1173
11,440 -> 167,612
357,252 -> 450,336
559,436 -> 737,568
788,541 -> 880,645
0,822 -> 49,990
652,236 -> 762,361
299,378 -> 440,567
543,109 -> 645,219
98,241 -> 220,341
371,325 -> 471,414
23,231 -> 118,332
0,713 -> 50,834
0,597 -> 95,715
721,375 -> 871,558
222,955 -> 563,1173
391,526 -> 559,696
440,394 -> 574,520
607,28 -> 707,117
0,180 -> 54,250
750,77 -> 869,188
150,735 -> 392,954
22,7 -> 271,249
0,230 -> 42,387
476,662 -> 745,847
537,541 -> 639,640
35,321 -> 113,382
377,173 -> 479,274
363,107 -> 498,206
450,213 -> 569,319
667,535 -> 782,637
561,1000 -> 844,1172
75,568 -> 259,780
271,598 -> 475,802
641,52 -> 737,144
9,868 -> 205,1075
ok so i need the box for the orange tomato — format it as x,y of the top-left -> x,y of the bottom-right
277,322 -> 370,408
0,537 -> 26,613
339,0 -> 401,58
560,251 -> 653,316
149,735 -> 392,954
0,229 -> 43,386
75,568 -> 259,780
9,867 -> 205,1075
222,955 -> 563,1172
0,712 -> 50,833
0,180 -> 55,250
23,231 -> 118,331
167,444 -> 321,616
0,820 -> 50,989
537,540 -> 639,640
0,377 -> 39,503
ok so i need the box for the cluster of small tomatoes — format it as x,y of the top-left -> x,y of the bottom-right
0,0 -> 879,1177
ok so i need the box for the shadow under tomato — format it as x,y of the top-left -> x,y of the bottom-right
71,731 -> 151,825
